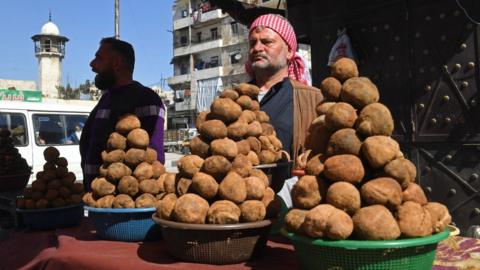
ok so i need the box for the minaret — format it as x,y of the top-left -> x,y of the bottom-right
31,13 -> 68,99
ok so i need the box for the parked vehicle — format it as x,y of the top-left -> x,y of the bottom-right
0,101 -> 94,184
164,128 -> 197,154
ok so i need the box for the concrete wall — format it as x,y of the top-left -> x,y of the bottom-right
0,79 -> 37,90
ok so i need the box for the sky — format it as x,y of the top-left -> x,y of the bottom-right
0,0 -> 174,89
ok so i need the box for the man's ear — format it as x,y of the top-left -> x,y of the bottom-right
286,46 -> 294,61
111,54 -> 122,71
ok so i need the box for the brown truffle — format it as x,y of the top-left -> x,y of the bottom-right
207,200 -> 241,224
173,193 -> 209,224
330,57 -> 359,82
323,154 -> 365,183
115,114 -> 141,134
291,175 -> 322,209
191,172 -> 218,200
352,205 -> 401,240
361,177 -> 403,209
320,77 -> 342,101
127,128 -> 150,149
341,77 -> 380,109
177,155 -> 204,178
218,172 -> 247,204
201,155 -> 231,181
356,103 -> 393,137
396,201 -> 433,237
326,181 -> 361,215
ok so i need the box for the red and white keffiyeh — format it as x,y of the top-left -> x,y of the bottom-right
246,14 -> 310,85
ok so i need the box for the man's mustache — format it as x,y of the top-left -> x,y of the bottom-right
252,53 -> 268,60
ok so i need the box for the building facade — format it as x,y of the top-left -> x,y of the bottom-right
168,0 -> 251,127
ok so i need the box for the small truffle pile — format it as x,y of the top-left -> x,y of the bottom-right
155,83 -> 283,224
82,114 -> 166,208
0,129 -> 30,175
285,58 -> 451,240
17,146 -> 84,209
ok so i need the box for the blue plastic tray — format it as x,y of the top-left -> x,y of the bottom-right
17,203 -> 84,230
84,206 -> 161,242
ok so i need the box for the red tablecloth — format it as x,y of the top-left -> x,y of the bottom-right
1,220 -> 479,270
0,220 -> 297,270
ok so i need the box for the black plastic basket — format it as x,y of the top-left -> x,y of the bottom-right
152,214 -> 272,264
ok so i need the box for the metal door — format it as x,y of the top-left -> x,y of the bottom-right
347,0 -> 480,233
306,0 -> 480,234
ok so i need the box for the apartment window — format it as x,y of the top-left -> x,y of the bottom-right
210,28 -> 218,40
210,56 -> 219,67
197,32 -> 202,43
180,62 -> 188,75
231,22 -> 238,35
180,36 -> 188,46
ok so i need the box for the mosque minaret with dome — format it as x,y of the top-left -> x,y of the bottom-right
31,14 -> 68,99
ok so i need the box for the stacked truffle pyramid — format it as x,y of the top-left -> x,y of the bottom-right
17,146 -> 84,209
155,83 -> 284,224
82,114 -> 166,208
285,58 -> 451,240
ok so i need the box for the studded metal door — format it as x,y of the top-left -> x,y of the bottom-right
408,0 -> 480,234
303,0 -> 480,234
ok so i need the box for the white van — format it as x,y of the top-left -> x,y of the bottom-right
0,101 -> 94,184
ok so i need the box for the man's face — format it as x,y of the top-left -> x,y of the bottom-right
249,27 -> 292,75
90,44 -> 117,90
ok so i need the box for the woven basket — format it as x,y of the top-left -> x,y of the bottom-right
282,228 -> 449,270
152,214 -> 272,264
84,206 -> 161,242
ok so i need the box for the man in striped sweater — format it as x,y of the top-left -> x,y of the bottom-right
80,37 -> 165,191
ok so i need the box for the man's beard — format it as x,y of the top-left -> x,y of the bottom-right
94,69 -> 116,90
251,54 -> 287,75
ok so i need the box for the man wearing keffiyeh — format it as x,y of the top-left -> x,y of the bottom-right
246,14 -> 323,192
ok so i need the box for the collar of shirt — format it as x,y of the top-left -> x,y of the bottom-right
258,77 -> 291,106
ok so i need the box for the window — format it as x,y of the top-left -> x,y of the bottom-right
0,112 -> 28,146
180,36 -> 188,46
44,39 -> 51,52
33,114 -> 88,145
197,32 -> 202,43
231,22 -> 238,35
210,56 -> 219,67
210,28 -> 218,40
180,62 -> 189,75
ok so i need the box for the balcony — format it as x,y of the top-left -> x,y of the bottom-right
174,36 -> 223,56
173,16 -> 190,30
167,73 -> 191,87
194,66 -> 222,80
192,9 -> 223,25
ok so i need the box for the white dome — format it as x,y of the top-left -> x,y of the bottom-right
41,21 -> 60,35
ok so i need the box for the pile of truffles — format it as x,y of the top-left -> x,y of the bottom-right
156,83 -> 283,224
0,129 -> 30,176
17,146 -> 84,209
82,114 -> 166,208
285,58 -> 451,240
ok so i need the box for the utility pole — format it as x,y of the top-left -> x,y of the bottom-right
114,0 -> 120,39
